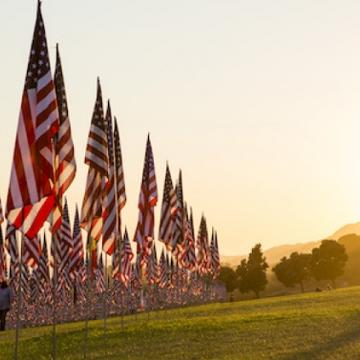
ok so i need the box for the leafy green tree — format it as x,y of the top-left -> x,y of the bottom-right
311,240 -> 348,288
218,266 -> 238,293
272,252 -> 312,293
236,244 -> 268,298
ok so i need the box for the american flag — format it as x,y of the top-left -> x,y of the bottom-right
146,244 -> 158,285
21,264 -> 30,303
69,206 -> 83,277
102,102 -> 117,255
158,249 -> 168,289
81,79 -> 107,271
58,199 -> 72,290
133,135 -> 158,268
38,233 -> 50,290
171,171 -> 184,259
211,230 -> 220,278
6,224 -> 19,285
23,233 -> 41,269
179,204 -> 196,270
196,215 -> 210,275
6,2 -> 59,240
114,118 -> 126,235
118,228 -> 134,286
50,44 -> 76,233
187,207 -> 197,272
95,255 -> 106,294
159,164 -> 177,250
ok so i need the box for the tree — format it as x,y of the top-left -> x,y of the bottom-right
218,266 -> 238,293
272,252 -> 312,293
310,240 -> 348,288
236,244 -> 268,298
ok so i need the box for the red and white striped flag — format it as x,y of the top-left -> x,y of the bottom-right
81,79 -> 107,270
171,171 -> 184,259
117,228 -> 133,286
159,164 -> 177,250
133,135 -> 158,267
114,118 -> 126,234
23,233 -> 41,269
158,249 -> 168,289
211,230 -> 220,278
102,102 -> 117,255
6,2 -> 59,240
196,215 -> 210,275
69,206 -> 83,277
50,44 -> 76,233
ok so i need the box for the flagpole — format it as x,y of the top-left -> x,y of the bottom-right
103,252 -> 108,358
14,209 -> 25,360
51,233 -> 58,360
83,233 -> 91,360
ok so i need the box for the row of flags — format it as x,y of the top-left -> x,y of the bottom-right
0,1 -> 221,317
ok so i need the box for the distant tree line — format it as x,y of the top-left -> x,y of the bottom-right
219,239 -> 348,299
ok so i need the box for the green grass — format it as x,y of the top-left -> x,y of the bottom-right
1,286 -> 360,359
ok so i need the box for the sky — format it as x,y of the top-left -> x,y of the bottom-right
1,0 -> 360,256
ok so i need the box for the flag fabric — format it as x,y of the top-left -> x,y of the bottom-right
159,164 -> 177,250
23,233 -> 41,269
102,102 -> 117,255
81,79 -> 108,230
58,199 -> 72,289
158,249 -> 168,289
133,135 -> 158,267
118,228 -> 133,286
81,79 -> 107,271
211,231 -> 220,278
171,171 -> 184,259
6,2 -> 59,239
187,207 -> 197,271
6,224 -> 19,284
113,117 -> 126,234
69,206 -> 83,277
50,43 -> 76,233
179,204 -> 195,270
196,215 -> 210,275
38,233 -> 50,290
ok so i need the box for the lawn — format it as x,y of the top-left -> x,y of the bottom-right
1,286 -> 360,359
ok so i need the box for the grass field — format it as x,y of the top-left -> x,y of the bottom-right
1,286 -> 360,359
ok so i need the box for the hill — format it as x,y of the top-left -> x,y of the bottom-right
222,221 -> 360,268
222,240 -> 321,267
1,286 -> 360,359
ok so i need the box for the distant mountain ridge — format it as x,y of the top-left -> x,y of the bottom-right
221,221 -> 360,267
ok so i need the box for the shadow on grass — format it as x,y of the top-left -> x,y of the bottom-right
280,313 -> 360,360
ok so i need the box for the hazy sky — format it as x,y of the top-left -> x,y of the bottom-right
1,1 -> 360,256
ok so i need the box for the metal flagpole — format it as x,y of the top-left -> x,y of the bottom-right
14,209 -> 25,360
83,233 -> 91,360
103,253 -> 108,358
51,233 -> 59,360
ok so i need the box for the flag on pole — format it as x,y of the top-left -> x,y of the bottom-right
81,79 -> 107,270
116,228 -> 133,286
159,164 -> 177,250
50,43 -> 76,233
171,171 -> 184,259
196,215 -> 210,275
6,1 -> 59,239
102,101 -> 117,255
69,206 -> 83,277
133,135 -> 158,268
113,117 -> 126,234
